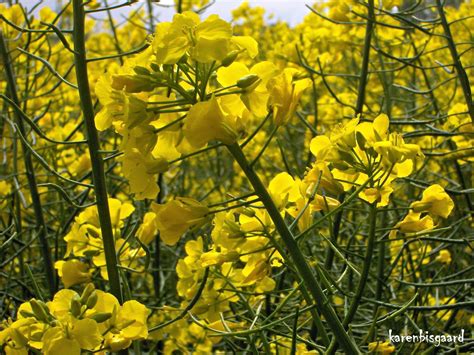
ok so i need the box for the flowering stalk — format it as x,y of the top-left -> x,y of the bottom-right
227,143 -> 360,354
72,0 -> 123,303
0,30 -> 56,298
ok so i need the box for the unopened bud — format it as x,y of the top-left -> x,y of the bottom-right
133,66 -> 151,75
86,291 -> 98,309
90,312 -> 112,323
70,295 -> 82,317
30,299 -> 50,322
80,283 -> 95,304
221,50 -> 239,67
242,207 -> 256,217
237,74 -> 260,89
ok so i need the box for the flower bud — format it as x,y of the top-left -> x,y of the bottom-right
30,299 -> 50,323
133,66 -> 151,76
237,74 -> 260,89
241,207 -> 256,217
86,291 -> 98,309
80,283 -> 95,304
70,295 -> 82,317
90,312 -> 113,323
221,50 -> 239,67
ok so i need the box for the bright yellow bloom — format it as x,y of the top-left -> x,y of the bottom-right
54,260 -> 91,289
137,211 -> 159,245
410,184 -> 454,218
267,68 -> 311,126
436,249 -> 452,264
152,197 -> 209,245
183,96 -> 240,148
395,212 -> 434,234
153,12 -> 233,64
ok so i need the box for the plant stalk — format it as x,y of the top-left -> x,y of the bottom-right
227,143 -> 360,354
72,0 -> 123,303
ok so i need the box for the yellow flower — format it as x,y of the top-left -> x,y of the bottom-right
358,185 -> 393,207
152,197 -> 209,245
216,61 -> 278,117
42,318 -> 102,355
54,260 -> 91,289
183,96 -> 239,148
153,12 -> 233,64
137,211 -> 159,245
121,148 -> 167,200
90,291 -> 150,351
410,184 -> 454,218
395,212 -> 434,234
267,172 -> 301,210
368,341 -> 395,354
267,68 -> 311,126
436,249 -> 452,264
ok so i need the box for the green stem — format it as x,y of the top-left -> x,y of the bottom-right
227,143 -> 360,354
0,30 -> 56,298
355,0 -> 375,115
72,0 -> 123,303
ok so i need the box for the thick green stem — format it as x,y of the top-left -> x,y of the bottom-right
227,143 -> 360,354
0,31 -> 56,298
72,0 -> 123,303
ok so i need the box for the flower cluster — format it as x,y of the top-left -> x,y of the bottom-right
0,284 -> 149,354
